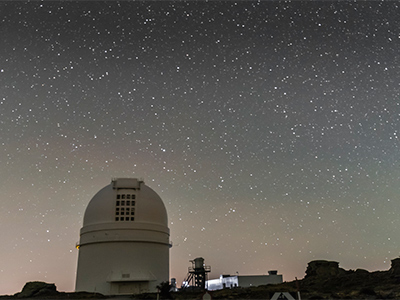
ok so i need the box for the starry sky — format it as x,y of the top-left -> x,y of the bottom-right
1,0 -> 400,295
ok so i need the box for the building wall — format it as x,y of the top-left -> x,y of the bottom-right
207,276 -> 238,290
207,274 -> 283,291
76,241 -> 169,295
110,281 -> 149,295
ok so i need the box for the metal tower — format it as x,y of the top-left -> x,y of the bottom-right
182,257 -> 211,289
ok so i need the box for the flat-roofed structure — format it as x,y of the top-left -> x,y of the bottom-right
207,270 -> 282,290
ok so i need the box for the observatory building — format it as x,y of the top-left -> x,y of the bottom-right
75,178 -> 171,295
206,270 -> 283,290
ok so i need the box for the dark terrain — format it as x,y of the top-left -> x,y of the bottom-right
3,258 -> 400,299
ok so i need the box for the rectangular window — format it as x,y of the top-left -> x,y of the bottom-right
115,194 -> 135,222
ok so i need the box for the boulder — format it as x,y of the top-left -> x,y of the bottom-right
305,260 -> 345,279
390,258 -> 400,276
15,281 -> 58,298
355,268 -> 370,275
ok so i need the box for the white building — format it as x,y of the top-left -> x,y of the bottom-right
207,271 -> 283,291
75,178 -> 171,295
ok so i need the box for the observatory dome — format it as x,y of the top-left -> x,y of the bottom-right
83,178 -> 167,227
75,178 -> 170,295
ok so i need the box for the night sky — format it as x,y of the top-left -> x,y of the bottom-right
1,0 -> 400,295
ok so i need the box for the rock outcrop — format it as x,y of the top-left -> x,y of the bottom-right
14,282 -> 57,298
298,258 -> 400,299
3,281 -> 106,299
389,257 -> 400,276
305,260 -> 346,278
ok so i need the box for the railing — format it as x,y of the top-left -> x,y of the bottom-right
188,265 -> 211,273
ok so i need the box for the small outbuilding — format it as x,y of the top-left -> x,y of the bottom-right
206,270 -> 283,290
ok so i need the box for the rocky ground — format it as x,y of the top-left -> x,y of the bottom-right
3,258 -> 400,299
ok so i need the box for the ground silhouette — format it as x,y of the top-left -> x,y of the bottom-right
3,258 -> 400,299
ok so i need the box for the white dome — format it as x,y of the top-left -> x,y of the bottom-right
83,178 -> 168,227
76,178 -> 170,295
